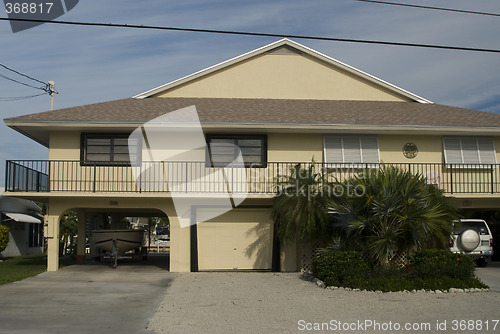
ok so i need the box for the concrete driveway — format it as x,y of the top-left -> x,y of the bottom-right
476,261 -> 500,292
1,259 -> 499,334
148,272 -> 499,334
0,256 -> 173,334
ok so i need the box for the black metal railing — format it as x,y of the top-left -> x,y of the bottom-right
5,161 -> 50,192
4,160 -> 500,195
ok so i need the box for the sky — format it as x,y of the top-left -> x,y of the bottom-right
1,0 -> 500,187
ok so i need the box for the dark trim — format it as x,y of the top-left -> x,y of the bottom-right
205,134 -> 268,168
190,208 -> 199,272
272,222 -> 281,272
80,133 -> 139,166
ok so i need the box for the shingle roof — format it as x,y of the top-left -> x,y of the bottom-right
5,97 -> 500,128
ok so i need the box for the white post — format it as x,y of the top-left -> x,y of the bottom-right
48,81 -> 55,110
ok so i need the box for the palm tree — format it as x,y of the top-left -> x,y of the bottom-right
272,162 -> 333,243
60,210 -> 78,255
329,165 -> 460,266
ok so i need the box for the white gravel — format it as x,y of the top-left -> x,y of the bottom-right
148,272 -> 499,334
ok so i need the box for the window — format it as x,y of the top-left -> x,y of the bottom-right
324,136 -> 380,166
28,223 -> 43,248
81,134 -> 140,165
443,137 -> 496,165
206,135 -> 267,167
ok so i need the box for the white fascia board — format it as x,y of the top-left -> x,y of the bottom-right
7,120 -> 500,135
132,39 -> 432,103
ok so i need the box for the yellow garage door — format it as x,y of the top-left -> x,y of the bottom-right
197,209 -> 273,270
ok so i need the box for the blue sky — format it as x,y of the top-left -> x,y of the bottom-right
1,0 -> 500,189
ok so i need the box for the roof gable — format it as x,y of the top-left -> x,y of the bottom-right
133,39 -> 431,103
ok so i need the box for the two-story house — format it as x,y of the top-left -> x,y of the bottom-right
4,39 -> 500,272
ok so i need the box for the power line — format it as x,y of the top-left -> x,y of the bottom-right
1,17 -> 500,54
356,0 -> 500,17
0,63 -> 47,85
0,73 -> 45,91
0,93 -> 47,102
0,63 -> 57,94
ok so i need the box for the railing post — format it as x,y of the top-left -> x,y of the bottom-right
25,162 -> 30,192
47,160 -> 51,192
5,161 -> 9,191
93,163 -> 97,193
185,162 -> 188,193
449,164 -> 454,194
491,164 -> 495,194
231,165 -> 234,193
11,163 -> 16,191
276,162 -> 280,194
139,162 -> 142,193
36,171 -> 40,192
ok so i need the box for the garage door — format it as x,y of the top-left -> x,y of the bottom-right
197,209 -> 273,270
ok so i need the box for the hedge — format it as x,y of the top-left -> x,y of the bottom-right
0,225 -> 10,253
312,249 -> 487,292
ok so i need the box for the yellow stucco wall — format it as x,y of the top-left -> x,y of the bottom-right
47,131 -> 322,164
378,135 -> 443,163
156,53 -> 411,101
49,131 -> 81,160
267,133 -> 323,162
494,138 -> 500,164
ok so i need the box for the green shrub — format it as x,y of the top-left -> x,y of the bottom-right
312,250 -> 369,287
312,248 -> 487,292
0,225 -> 10,253
409,249 -> 476,280
412,277 -> 487,291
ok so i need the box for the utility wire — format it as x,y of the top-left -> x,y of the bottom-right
1,17 -> 500,54
0,92 -> 47,101
0,63 -> 57,94
356,0 -> 500,17
0,63 -> 47,85
0,73 -> 45,91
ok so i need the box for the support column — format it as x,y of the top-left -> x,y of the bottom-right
169,216 -> 191,272
76,210 -> 86,264
280,240 -> 297,272
44,215 -> 60,271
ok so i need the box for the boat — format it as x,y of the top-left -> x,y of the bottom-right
92,229 -> 146,268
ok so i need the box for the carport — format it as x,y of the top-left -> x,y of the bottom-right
41,196 -> 188,272
76,208 -> 170,267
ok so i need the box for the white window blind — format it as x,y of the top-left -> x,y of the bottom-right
324,136 -> 380,165
443,137 -> 496,165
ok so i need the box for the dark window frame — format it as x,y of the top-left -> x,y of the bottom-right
205,134 -> 268,168
80,133 -> 140,166
28,222 -> 43,248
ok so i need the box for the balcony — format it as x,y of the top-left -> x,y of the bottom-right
4,160 -> 500,195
